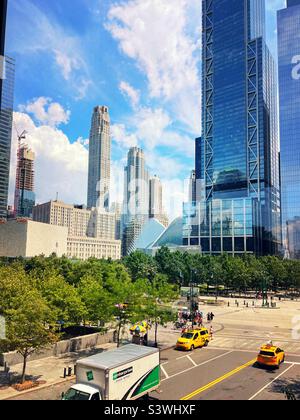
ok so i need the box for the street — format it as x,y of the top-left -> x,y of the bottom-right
8,345 -> 300,401
5,299 -> 300,401
154,347 -> 300,400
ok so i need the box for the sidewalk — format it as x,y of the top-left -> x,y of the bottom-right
0,324 -> 182,400
2,297 -> 298,400
0,342 -> 116,400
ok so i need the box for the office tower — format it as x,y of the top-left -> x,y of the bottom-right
122,147 -> 149,255
195,137 -> 202,184
184,0 -> 281,256
0,0 -> 15,219
110,202 -> 122,240
189,171 -> 197,204
0,0 -> 7,54
87,106 -> 111,210
123,147 -> 149,225
278,0 -> 300,259
149,175 -> 169,227
14,144 -> 36,218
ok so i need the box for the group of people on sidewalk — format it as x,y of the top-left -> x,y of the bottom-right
177,309 -> 215,340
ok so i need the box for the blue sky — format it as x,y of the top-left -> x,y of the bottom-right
6,0 -> 286,219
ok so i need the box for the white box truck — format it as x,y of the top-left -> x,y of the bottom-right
62,345 -> 160,401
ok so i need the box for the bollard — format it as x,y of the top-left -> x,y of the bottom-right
63,368 -> 67,378
228,302 -> 230,307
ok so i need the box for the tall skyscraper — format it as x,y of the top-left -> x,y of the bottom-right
184,0 -> 281,256
87,106 -> 111,210
0,0 -> 7,55
0,0 -> 15,219
149,175 -> 169,227
188,170 -> 197,203
123,147 -> 149,225
278,0 -> 300,259
14,143 -> 36,218
122,147 -> 149,255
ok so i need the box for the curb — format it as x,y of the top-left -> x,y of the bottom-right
1,376 -> 76,401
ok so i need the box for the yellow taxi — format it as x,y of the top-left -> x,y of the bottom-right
176,328 -> 210,351
256,344 -> 285,369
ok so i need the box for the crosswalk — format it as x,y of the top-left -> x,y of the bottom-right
210,335 -> 300,354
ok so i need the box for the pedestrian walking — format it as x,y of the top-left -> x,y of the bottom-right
207,313 -> 211,322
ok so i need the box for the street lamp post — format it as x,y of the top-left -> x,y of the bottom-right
262,278 -> 268,307
190,269 -> 198,327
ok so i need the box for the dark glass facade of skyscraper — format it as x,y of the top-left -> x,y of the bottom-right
0,0 -> 15,219
184,0 -> 281,256
278,0 -> 300,259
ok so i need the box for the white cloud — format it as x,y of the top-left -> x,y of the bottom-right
9,110 -> 128,212
119,81 -> 141,108
135,108 -> 171,150
112,106 -> 194,158
111,124 -> 138,149
10,112 -> 88,206
19,97 -> 71,128
9,107 -> 189,222
54,50 -> 81,81
106,0 -> 202,132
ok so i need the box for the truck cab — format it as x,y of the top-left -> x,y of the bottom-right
62,384 -> 102,401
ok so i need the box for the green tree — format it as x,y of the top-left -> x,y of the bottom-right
123,251 -> 158,282
155,247 -> 186,284
262,256 -> 286,292
33,271 -> 86,326
145,275 -> 178,347
78,275 -> 113,325
1,288 -> 57,383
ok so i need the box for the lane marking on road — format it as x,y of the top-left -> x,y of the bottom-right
160,364 -> 169,380
206,346 -> 300,358
161,350 -> 234,383
176,354 -> 191,361
285,361 -> 300,365
180,358 -> 257,400
187,355 -> 198,367
248,364 -> 295,400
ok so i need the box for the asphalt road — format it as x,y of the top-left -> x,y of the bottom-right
154,347 -> 300,401
8,346 -> 300,400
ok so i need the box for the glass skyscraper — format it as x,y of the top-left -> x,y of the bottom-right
278,0 -> 300,259
184,0 -> 281,256
0,0 -> 15,219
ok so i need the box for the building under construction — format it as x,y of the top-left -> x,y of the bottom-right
14,143 -> 36,218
